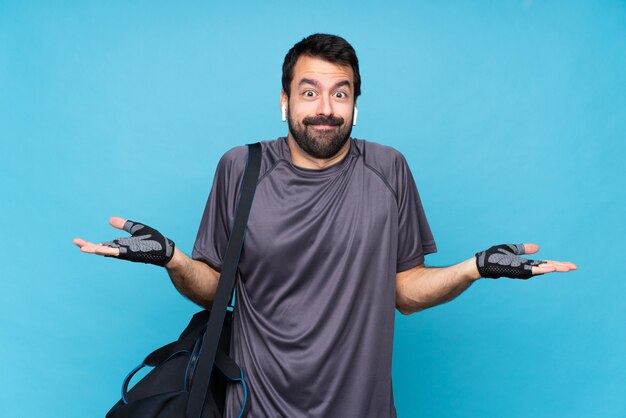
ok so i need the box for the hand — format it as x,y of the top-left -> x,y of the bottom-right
475,243 -> 577,279
73,217 -> 175,267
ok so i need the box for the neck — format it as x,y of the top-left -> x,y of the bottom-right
286,135 -> 351,170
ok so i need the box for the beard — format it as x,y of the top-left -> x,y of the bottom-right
288,114 -> 353,159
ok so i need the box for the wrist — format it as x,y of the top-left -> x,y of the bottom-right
165,247 -> 186,270
464,257 -> 481,281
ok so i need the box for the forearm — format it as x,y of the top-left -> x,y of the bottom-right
165,247 -> 220,309
396,258 -> 481,314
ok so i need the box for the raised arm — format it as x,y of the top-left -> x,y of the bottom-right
396,243 -> 578,314
73,216 -> 220,309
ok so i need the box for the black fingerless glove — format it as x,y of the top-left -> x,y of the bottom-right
102,220 -> 175,267
475,243 -> 544,279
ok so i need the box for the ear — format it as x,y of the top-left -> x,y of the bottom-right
280,90 -> 288,109
280,90 -> 288,122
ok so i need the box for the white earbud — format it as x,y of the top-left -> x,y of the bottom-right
352,107 -> 358,126
281,105 -> 287,122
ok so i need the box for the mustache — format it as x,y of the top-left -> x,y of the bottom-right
303,115 -> 344,126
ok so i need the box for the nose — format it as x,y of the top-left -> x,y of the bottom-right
316,94 -> 333,116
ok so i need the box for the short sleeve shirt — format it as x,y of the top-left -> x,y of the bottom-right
193,137 -> 436,417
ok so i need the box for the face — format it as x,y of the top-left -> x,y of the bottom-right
282,55 -> 356,160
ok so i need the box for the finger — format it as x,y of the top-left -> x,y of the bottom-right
94,244 -> 120,257
74,238 -> 120,257
539,261 -> 576,273
532,263 -> 577,275
521,243 -> 539,255
78,241 -> 100,253
73,238 -> 100,252
500,244 -> 526,255
110,217 -> 128,230
543,260 -> 578,270
73,238 -> 89,248
532,265 -> 556,275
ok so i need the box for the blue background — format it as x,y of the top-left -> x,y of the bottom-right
1,1 -> 625,417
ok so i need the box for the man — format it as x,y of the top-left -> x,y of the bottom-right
74,34 -> 577,417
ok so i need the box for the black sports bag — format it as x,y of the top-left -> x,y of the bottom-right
106,143 -> 261,418
106,310 -> 248,418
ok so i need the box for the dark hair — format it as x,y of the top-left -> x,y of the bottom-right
282,33 -> 361,99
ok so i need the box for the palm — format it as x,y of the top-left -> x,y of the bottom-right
72,216 -> 128,257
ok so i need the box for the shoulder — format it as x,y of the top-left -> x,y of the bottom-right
355,139 -> 408,171
354,139 -> 412,195
218,145 -> 248,170
217,138 -> 283,178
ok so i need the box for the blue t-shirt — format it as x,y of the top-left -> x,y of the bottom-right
193,137 -> 437,417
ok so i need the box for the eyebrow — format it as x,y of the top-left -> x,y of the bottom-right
298,78 -> 352,90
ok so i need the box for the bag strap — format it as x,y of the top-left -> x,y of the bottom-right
186,142 -> 262,418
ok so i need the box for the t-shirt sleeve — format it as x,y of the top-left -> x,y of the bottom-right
396,154 -> 437,272
192,146 -> 248,271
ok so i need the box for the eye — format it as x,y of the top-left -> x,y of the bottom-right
334,91 -> 348,99
303,90 -> 316,98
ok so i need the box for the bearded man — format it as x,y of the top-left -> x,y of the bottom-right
74,33 -> 577,417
